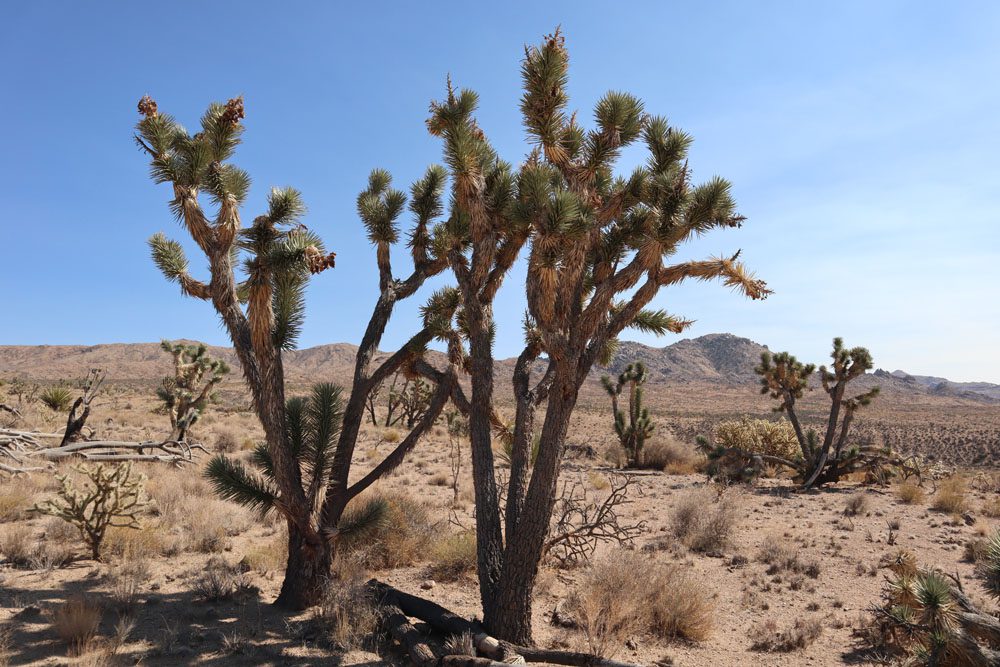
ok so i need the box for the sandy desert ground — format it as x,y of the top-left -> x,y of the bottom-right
2,377 -> 1000,666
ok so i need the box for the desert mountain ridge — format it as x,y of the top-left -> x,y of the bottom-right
1,334 -> 997,403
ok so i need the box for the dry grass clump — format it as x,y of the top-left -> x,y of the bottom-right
426,532 -> 476,582
749,617 -> 823,652
757,535 -> 821,578
896,481 -> 925,505
669,487 -> 741,553
241,529 -> 287,575
51,595 -> 102,654
338,492 -> 435,571
843,492 -> 870,517
179,498 -> 251,553
103,523 -> 169,560
107,556 -> 151,609
932,476 -> 968,514
643,436 -> 697,474
214,428 -> 239,453
0,478 -> 32,522
567,552 -> 713,656
0,524 -> 74,569
981,496 -> 1000,518
312,575 -> 381,651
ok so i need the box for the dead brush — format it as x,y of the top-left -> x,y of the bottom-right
338,491 -> 435,570
669,487 -> 741,553
193,557 -> 256,602
311,576 -> 381,651
51,595 -> 102,654
749,618 -> 823,652
843,492 -> 870,517
107,556 -> 151,609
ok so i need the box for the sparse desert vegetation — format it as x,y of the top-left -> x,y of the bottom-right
2,10 -> 999,667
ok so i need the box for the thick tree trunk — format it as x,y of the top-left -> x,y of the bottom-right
274,522 -> 333,610
467,311 -> 505,625
488,372 -> 579,644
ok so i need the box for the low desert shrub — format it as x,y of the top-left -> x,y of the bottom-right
843,492 -> 870,517
52,595 -> 102,654
964,537 -> 990,564
670,487 -> 741,553
214,429 -> 239,453
643,436 -> 697,473
757,535 -> 821,578
107,556 -> 151,609
896,481 -> 925,505
103,523 -> 169,560
0,479 -> 32,522
982,496 -> 1000,518
193,558 -> 256,602
749,618 -> 823,652
932,476 -> 967,514
568,552 -> 713,656
0,524 -> 73,569
426,532 -> 476,582
311,575 -> 381,651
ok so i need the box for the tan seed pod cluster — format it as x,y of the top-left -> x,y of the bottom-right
137,95 -> 158,118
304,245 -> 336,274
222,96 -> 245,126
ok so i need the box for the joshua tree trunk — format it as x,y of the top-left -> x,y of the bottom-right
489,371 -> 579,644
275,523 -> 334,609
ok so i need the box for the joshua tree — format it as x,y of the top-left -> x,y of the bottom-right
156,340 -> 230,440
393,31 -> 770,643
135,98 -> 460,608
754,337 -> 884,488
601,362 -> 654,467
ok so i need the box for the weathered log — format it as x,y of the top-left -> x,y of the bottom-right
381,603 -> 439,667
369,580 -> 644,667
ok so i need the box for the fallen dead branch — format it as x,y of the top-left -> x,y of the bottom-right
1,429 -> 206,473
369,580 -> 644,667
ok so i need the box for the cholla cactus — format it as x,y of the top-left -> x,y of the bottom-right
34,462 -> 150,560
713,416 -> 799,460
156,340 -> 230,440
601,363 -> 654,467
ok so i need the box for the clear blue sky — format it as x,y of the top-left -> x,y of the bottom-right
2,2 -> 998,382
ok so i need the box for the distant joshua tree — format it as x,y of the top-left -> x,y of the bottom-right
156,340 -> 230,440
753,337 -> 884,487
601,362 -> 654,467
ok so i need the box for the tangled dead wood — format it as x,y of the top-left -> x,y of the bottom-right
0,429 -> 207,474
370,580 -> 643,667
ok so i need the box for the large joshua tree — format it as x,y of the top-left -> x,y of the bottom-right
135,98 -> 460,609
390,31 -> 771,643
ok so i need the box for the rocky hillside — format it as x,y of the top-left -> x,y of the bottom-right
1,335 -> 997,403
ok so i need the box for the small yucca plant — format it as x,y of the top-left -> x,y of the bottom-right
206,383 -> 387,537
40,385 -> 74,412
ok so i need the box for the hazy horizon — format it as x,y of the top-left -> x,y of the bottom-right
2,2 -> 998,383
